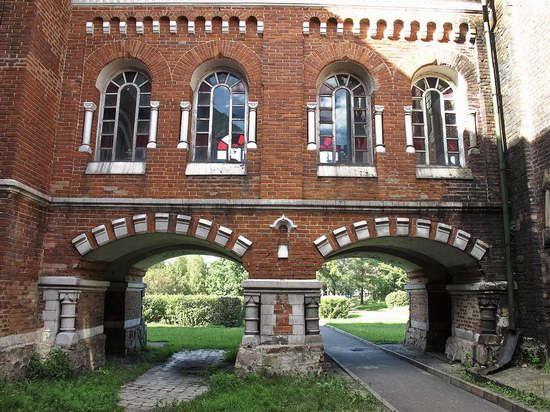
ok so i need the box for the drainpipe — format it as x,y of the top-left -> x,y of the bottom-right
481,0 -> 516,331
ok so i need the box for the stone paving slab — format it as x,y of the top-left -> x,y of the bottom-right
118,349 -> 225,411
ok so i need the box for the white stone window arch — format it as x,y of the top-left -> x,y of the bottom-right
318,73 -> 373,165
96,69 -> 152,162
411,66 -> 467,167
191,67 -> 248,163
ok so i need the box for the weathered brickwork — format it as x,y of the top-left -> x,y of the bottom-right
494,0 -> 550,348
2,0 -> 544,378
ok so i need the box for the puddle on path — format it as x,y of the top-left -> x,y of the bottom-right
119,349 -> 225,411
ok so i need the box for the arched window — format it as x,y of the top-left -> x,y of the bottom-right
193,71 -> 247,163
318,73 -> 372,165
97,71 -> 151,162
411,77 -> 461,166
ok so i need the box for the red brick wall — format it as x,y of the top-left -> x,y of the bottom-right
495,0 -> 550,347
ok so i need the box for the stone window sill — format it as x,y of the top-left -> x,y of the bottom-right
185,162 -> 246,176
317,165 -> 377,178
416,166 -> 473,180
85,162 -> 146,175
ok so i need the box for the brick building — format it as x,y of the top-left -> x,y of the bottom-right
0,0 -> 545,380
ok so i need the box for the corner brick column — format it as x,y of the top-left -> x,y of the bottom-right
445,281 -> 510,365
236,279 -> 324,375
104,281 -> 147,356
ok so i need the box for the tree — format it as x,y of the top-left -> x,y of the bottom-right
316,258 -> 407,302
143,259 -> 190,295
205,259 -> 248,296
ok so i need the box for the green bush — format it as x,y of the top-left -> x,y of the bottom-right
319,296 -> 351,319
143,294 -> 243,327
26,349 -> 73,381
385,290 -> 409,308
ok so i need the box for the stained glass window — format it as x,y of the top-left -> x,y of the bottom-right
97,71 -> 151,162
411,77 -> 461,166
318,74 -> 371,165
194,71 -> 247,163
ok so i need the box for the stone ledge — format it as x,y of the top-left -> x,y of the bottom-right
446,281 -> 513,294
242,279 -> 323,291
317,165 -> 377,178
38,276 -> 110,290
85,162 -> 146,175
416,166 -> 473,180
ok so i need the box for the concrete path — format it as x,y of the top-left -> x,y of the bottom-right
118,349 -> 224,411
322,326 -> 506,412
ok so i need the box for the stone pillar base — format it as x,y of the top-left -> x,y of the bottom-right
236,343 -> 325,375
236,279 -> 325,374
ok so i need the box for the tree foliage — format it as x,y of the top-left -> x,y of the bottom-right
143,255 -> 247,296
316,258 -> 407,301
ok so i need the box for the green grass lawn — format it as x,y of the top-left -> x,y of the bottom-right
147,324 -> 244,362
0,324 -> 384,412
158,372 -> 383,412
0,325 -> 243,412
327,305 -> 408,344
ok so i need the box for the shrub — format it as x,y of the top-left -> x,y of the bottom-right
319,296 -> 351,319
143,294 -> 243,327
385,290 -> 409,308
26,349 -> 73,381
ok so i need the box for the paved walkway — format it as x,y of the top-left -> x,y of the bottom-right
322,326 -> 506,412
118,349 -> 225,411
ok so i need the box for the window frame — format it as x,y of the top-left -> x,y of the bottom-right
317,73 -> 372,166
95,70 -> 151,163
191,69 -> 248,164
411,76 -> 464,167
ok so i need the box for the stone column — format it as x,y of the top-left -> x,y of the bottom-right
247,102 -> 258,149
374,105 -> 385,152
177,101 -> 191,149
307,103 -> 317,150
404,106 -> 415,153
79,102 -> 97,153
236,279 -> 324,375
147,101 -> 160,148
56,291 -> 80,347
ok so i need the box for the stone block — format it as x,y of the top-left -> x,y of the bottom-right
261,314 -> 276,326
314,235 -> 333,256
154,213 -> 169,232
435,223 -> 452,243
92,224 -> 110,246
375,217 -> 390,237
416,219 -> 431,238
112,218 -> 128,239
292,304 -> 304,315
261,293 -> 276,305
289,314 -> 305,325
453,229 -> 471,250
175,215 -> 191,234
133,214 -> 148,234
333,226 -> 351,247
288,294 -> 304,305
396,217 -> 410,236
353,220 -> 370,240
292,324 -> 305,335
195,219 -> 212,239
